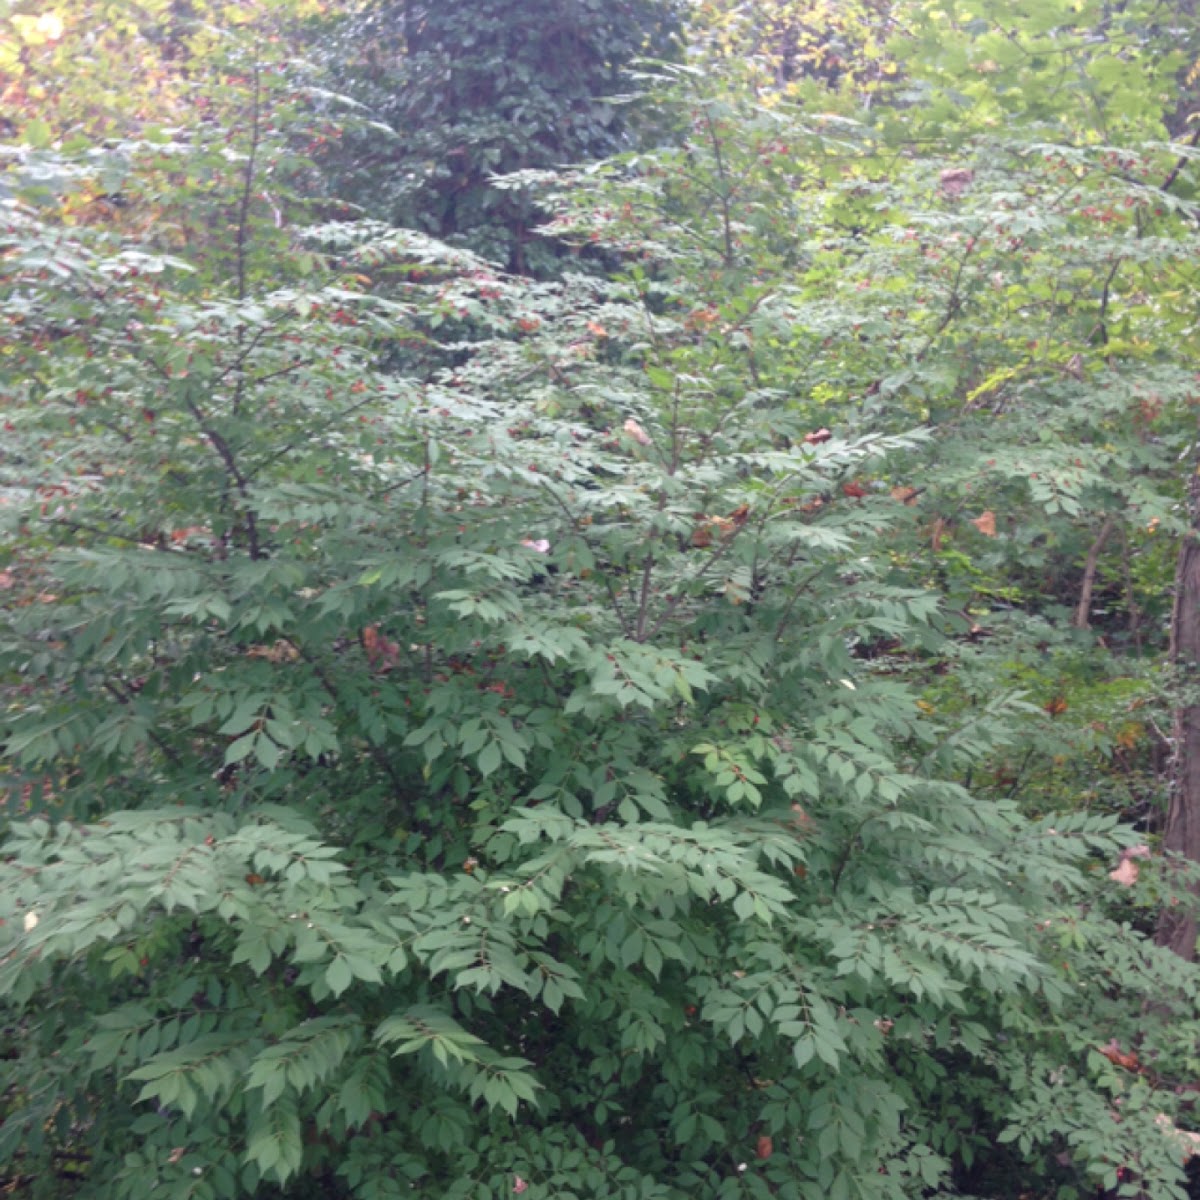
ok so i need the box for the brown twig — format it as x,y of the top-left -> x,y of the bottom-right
1073,513 -> 1115,630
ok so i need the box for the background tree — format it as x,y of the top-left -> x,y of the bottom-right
316,0 -> 682,273
687,0 -> 901,99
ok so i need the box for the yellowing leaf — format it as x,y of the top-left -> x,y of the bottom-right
23,118 -> 52,149
12,11 -> 64,44
36,12 -> 64,40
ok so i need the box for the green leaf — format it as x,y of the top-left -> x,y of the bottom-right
477,741 -> 502,778
325,955 -> 354,998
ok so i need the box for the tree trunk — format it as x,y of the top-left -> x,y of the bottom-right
1157,472 -> 1200,959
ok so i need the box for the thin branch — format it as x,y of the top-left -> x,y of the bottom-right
645,531 -> 741,642
1159,125 -> 1200,197
231,59 -> 263,420
103,680 -> 184,768
46,518 -> 160,549
234,59 -> 262,306
1088,258 -> 1123,346
370,465 -> 430,500
80,299 -> 264,559
913,236 -> 976,363
668,378 -> 682,477
1120,524 -> 1143,655
698,101 -> 737,268
181,389 -> 262,560
212,324 -> 271,389
633,551 -> 655,643
1072,513 -> 1115,629
245,356 -> 315,388
247,392 -> 383,481
537,478 -> 632,637
771,563 -> 828,644
280,637 -> 408,794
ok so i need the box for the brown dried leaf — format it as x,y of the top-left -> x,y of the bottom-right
246,640 -> 300,663
971,510 -> 997,537
939,167 -> 974,198
1099,1039 -> 1140,1071
623,417 -> 652,446
1109,858 -> 1139,887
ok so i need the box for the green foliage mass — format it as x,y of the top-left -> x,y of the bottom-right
4,2 -> 1200,1199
